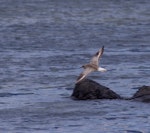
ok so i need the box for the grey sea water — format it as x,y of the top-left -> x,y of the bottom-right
0,0 -> 150,133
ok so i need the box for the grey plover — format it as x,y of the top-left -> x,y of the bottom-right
76,46 -> 107,83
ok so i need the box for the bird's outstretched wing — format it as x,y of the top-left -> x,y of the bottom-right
90,46 -> 104,66
76,67 -> 94,83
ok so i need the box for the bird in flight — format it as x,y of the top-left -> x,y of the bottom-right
76,46 -> 107,83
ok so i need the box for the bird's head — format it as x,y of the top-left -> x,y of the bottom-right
81,65 -> 86,68
79,65 -> 85,69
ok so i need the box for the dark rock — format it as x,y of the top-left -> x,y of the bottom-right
131,86 -> 150,103
71,79 -> 121,100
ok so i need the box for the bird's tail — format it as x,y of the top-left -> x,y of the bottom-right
98,67 -> 107,72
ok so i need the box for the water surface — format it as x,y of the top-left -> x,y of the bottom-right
0,0 -> 150,133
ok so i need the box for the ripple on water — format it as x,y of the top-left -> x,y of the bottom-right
0,0 -> 150,133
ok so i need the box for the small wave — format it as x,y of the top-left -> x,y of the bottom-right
0,92 -> 34,97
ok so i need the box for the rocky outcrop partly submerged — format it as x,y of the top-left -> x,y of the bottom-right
71,79 -> 121,100
130,86 -> 150,103
71,79 -> 150,103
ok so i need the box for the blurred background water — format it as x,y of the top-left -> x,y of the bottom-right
0,0 -> 150,133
